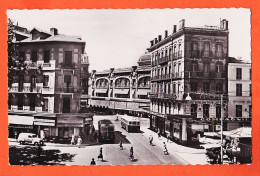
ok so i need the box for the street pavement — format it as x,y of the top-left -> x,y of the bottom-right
8,115 -> 208,165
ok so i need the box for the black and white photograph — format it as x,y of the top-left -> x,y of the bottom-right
7,9 -> 251,166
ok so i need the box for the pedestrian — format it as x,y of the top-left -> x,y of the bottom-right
71,134 -> 75,145
90,158 -> 96,165
77,136 -> 82,148
167,133 -> 170,143
37,145 -> 42,158
157,129 -> 161,138
97,147 -> 103,161
163,142 -> 168,155
149,135 -> 153,146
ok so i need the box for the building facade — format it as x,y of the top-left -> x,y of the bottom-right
8,25 -> 92,141
89,54 -> 151,116
227,62 -> 251,126
148,19 -> 229,143
8,27 -> 89,114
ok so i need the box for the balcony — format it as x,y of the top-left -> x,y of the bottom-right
185,71 -> 203,78
202,51 -> 212,58
158,56 -> 169,65
41,60 -> 55,70
9,86 -> 18,93
56,87 -> 77,93
215,52 -> 224,58
190,50 -> 200,58
172,53 -> 178,60
148,92 -> 158,98
115,85 -> 130,89
177,51 -> 182,59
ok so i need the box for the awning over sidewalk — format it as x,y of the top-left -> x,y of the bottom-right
95,89 -> 108,94
136,89 -> 149,95
34,118 -> 55,126
8,115 -> 34,126
114,89 -> 129,94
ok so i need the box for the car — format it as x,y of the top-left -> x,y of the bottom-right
17,133 -> 44,146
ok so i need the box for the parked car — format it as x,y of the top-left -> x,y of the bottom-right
17,133 -> 44,146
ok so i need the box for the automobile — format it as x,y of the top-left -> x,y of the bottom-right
17,133 -> 44,146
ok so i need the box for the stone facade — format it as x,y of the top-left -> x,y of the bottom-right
89,54 -> 151,116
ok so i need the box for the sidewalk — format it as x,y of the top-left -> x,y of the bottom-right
8,138 -> 98,148
141,127 -> 208,165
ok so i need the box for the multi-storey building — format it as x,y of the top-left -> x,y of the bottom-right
148,19 -> 229,143
227,60 -> 251,129
8,25 -> 92,141
89,54 -> 151,116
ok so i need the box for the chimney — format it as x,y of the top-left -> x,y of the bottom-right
179,19 -> 185,29
50,28 -> 58,35
173,25 -> 177,33
150,40 -> 154,47
221,19 -> 228,30
158,35 -> 162,42
154,38 -> 158,44
165,30 -> 168,38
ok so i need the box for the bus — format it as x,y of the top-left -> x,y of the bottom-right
120,115 -> 140,132
98,119 -> 115,142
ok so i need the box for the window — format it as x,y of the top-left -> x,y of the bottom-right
31,75 -> 36,88
191,42 -> 199,57
168,84 -> 171,94
236,105 -> 242,117
216,104 -> 221,118
32,51 -> 37,62
44,51 -> 50,63
169,66 -> 171,74
203,83 -> 210,93
191,62 -> 198,71
236,68 -> 242,80
250,84 -> 252,96
203,43 -> 210,57
65,51 -> 72,67
216,44 -> 223,57
169,103 -> 171,114
43,75 -> 49,87
236,84 -> 242,96
203,104 -> 210,119
249,105 -> 252,118
216,83 -> 223,94
204,63 -> 210,73
250,69 -> 251,80
216,63 -> 223,73
190,83 -> 198,92
64,75 -> 71,83
173,83 -> 176,93
191,104 -> 197,117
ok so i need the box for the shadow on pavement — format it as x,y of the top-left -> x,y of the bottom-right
9,146 -> 75,165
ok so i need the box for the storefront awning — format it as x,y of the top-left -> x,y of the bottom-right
137,89 -> 149,95
114,89 -> 129,94
8,115 -> 34,126
34,118 -> 56,126
95,89 -> 108,93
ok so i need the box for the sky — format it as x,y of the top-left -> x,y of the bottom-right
7,9 -> 251,71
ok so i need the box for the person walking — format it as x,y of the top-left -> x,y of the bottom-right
163,142 -> 168,155
167,133 -> 170,143
149,135 -> 153,146
157,129 -> 161,138
71,134 -> 75,145
77,136 -> 82,148
129,146 -> 134,160
98,147 -> 103,161
90,158 -> 96,165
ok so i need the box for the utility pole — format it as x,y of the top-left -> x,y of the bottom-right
220,94 -> 223,164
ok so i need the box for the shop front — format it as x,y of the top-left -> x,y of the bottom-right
56,114 -> 85,143
33,114 -> 56,141
8,115 -> 34,138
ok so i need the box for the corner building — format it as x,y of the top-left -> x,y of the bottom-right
148,19 -> 229,137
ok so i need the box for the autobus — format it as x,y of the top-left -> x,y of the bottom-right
120,115 -> 140,132
98,119 -> 115,142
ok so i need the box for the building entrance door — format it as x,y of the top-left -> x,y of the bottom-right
63,97 -> 70,113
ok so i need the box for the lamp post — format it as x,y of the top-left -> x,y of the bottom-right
220,94 -> 224,164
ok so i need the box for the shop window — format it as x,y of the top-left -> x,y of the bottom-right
236,105 -> 242,117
